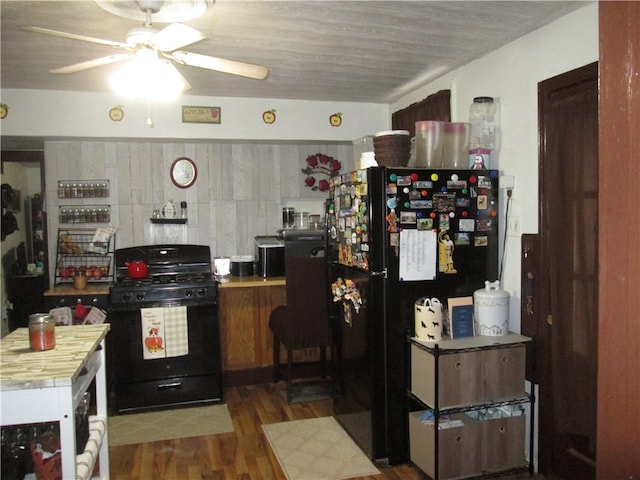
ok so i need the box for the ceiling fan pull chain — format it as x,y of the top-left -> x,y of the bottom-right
145,8 -> 153,28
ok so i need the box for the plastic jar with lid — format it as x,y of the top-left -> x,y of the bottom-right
469,97 -> 497,150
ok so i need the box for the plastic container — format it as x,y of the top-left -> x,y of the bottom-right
29,313 -> 56,351
353,135 -> 374,164
442,122 -> 471,169
414,121 -> 444,168
469,97 -> 497,150
293,211 -> 309,229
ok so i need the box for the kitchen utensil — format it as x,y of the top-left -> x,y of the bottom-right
126,260 -> 148,279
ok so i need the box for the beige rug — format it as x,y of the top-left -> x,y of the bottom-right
262,416 -> 380,480
108,404 -> 234,446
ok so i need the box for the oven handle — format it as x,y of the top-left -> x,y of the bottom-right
157,382 -> 182,390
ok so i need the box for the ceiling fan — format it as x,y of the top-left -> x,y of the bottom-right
21,0 -> 269,83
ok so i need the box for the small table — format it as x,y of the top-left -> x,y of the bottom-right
0,324 -> 110,480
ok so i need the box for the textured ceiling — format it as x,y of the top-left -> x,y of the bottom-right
1,0 -> 588,104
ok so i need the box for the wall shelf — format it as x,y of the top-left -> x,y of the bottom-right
150,218 -> 187,224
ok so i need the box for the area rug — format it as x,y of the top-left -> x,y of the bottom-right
262,416 -> 380,480
108,403 -> 234,446
277,383 -> 340,403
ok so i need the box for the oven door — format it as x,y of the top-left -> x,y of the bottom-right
109,302 -> 222,413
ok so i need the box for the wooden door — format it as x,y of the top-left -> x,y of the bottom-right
537,62 -> 598,479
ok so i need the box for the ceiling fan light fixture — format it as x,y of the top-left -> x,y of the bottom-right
110,57 -> 186,101
95,0 -> 214,24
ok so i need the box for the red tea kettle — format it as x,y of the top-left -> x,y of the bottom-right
126,260 -> 148,279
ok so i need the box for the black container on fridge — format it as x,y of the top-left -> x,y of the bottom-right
327,167 -> 500,465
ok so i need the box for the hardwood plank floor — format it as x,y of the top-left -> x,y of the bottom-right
108,382 -> 539,479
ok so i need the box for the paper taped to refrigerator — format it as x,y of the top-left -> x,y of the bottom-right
399,229 -> 437,281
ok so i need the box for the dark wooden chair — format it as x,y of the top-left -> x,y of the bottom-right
269,255 -> 337,402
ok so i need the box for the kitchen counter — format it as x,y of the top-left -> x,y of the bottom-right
0,323 -> 110,391
44,283 -> 112,296
218,275 -> 285,288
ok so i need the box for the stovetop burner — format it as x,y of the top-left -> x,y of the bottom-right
110,244 -> 218,308
117,272 -> 214,288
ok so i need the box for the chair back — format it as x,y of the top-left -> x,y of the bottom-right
284,255 -> 329,326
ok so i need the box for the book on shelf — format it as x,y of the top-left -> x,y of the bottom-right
448,296 -> 474,338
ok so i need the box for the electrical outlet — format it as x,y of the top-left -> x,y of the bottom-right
507,216 -> 521,236
500,175 -> 515,189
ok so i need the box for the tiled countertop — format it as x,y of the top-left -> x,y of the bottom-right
0,324 -> 110,391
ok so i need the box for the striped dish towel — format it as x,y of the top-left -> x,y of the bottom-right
163,306 -> 189,358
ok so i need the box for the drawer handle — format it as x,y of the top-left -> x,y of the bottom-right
157,382 -> 182,390
455,362 -> 462,369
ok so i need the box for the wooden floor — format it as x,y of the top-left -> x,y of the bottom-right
108,382 -> 540,480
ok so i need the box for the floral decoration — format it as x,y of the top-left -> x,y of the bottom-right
302,153 -> 342,191
331,277 -> 362,313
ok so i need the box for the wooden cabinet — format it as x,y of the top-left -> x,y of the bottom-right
219,279 -> 286,376
408,334 -> 534,480
218,276 -> 322,385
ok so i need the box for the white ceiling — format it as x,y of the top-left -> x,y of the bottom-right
1,0 -> 588,105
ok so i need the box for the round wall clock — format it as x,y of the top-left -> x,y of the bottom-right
170,157 -> 197,189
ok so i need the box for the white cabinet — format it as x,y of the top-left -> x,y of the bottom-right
1,324 -> 110,480
408,334 -> 534,479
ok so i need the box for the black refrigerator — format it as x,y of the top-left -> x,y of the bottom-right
327,167 -> 500,465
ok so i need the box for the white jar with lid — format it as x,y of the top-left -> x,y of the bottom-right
474,280 -> 509,336
469,97 -> 497,150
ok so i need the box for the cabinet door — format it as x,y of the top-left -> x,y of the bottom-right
219,288 -> 262,371
258,286 -> 287,367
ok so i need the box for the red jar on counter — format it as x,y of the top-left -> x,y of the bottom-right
29,313 -> 56,351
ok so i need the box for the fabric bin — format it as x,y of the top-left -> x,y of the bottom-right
409,410 -> 482,479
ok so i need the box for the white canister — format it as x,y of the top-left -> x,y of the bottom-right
415,297 -> 443,342
213,257 -> 231,276
474,280 -> 510,336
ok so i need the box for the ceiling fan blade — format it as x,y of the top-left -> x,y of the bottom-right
173,65 -> 192,92
22,26 -> 129,49
151,23 -> 206,52
170,51 -> 269,80
50,54 -> 132,74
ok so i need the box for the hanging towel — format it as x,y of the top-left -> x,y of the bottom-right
141,306 -> 189,360
163,306 -> 189,358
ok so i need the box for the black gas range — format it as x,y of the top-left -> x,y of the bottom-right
108,244 -> 222,413
110,244 -> 217,308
